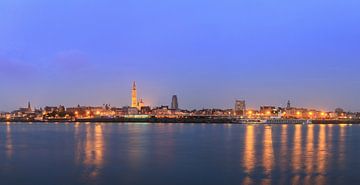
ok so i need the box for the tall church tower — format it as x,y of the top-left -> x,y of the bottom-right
27,101 -> 32,112
131,82 -> 137,108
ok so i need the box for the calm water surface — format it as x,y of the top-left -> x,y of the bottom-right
0,123 -> 359,185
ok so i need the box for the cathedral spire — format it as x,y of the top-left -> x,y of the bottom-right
132,81 -> 136,90
131,81 -> 138,108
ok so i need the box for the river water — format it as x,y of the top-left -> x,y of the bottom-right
0,123 -> 359,185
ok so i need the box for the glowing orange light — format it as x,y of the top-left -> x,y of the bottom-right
296,111 -> 301,115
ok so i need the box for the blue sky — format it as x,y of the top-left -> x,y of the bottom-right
0,0 -> 360,111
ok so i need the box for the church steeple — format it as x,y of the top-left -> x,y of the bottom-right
131,82 -> 137,108
27,101 -> 32,111
286,100 -> 291,109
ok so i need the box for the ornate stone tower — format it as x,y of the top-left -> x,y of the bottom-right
131,82 -> 137,108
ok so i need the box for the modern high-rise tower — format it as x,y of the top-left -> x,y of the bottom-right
234,100 -> 246,116
171,95 -> 179,110
131,82 -> 137,108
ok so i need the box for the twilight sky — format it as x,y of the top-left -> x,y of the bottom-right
0,0 -> 360,112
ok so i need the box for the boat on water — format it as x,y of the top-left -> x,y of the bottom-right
265,119 -> 312,124
234,119 -> 266,124
235,118 -> 312,124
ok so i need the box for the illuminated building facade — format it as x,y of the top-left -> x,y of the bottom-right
260,106 -> 277,117
131,82 -> 145,110
131,82 -> 138,108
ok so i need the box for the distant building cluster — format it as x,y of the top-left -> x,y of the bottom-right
0,82 -> 359,122
237,100 -> 358,120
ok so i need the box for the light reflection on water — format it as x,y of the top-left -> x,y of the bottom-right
243,125 -> 255,174
0,123 -> 359,185
261,126 -> 274,185
292,124 -> 302,181
74,124 -> 105,183
5,124 -> 13,159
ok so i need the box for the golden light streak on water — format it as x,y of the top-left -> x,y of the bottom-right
279,124 -> 288,184
261,179 -> 271,185
327,124 -> 333,149
315,125 -> 327,185
304,125 -> 314,185
84,124 -> 104,178
291,125 -> 302,185
261,126 -> 274,185
6,124 -> 13,159
243,125 -> 255,174
74,124 -> 105,180
263,126 -> 274,173
242,176 -> 253,185
74,123 -> 82,165
339,124 -> 346,169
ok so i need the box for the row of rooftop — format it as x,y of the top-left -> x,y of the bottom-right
0,99 -> 358,121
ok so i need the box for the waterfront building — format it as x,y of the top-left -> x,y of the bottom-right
111,107 -> 127,116
246,109 -> 260,118
152,106 -> 171,116
140,106 -> 152,114
260,106 -> 278,118
171,95 -> 179,110
127,107 -> 139,115
44,105 -> 65,114
234,100 -> 246,116
335,108 -> 344,116
283,107 -> 307,119
66,105 -> 105,118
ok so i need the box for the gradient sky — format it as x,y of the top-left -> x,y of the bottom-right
1,0 -> 360,112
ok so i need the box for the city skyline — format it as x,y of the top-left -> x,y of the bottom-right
1,1 -> 360,185
0,80 -> 358,112
0,81 -> 354,114
1,0 -> 360,111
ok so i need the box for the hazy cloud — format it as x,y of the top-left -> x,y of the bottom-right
54,50 -> 91,72
0,56 -> 34,78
